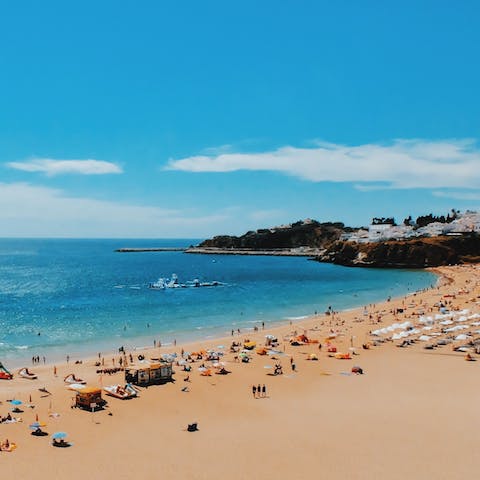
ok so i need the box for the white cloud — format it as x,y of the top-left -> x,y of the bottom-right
0,183 -> 230,238
7,158 -> 123,176
166,139 -> 480,189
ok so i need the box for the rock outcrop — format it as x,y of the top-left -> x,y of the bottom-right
199,220 -> 350,251
318,234 -> 480,268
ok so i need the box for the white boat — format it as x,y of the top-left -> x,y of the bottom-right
149,274 -> 182,289
149,274 -> 223,290
103,384 -> 138,399
18,367 -> 37,380
149,278 -> 167,289
64,373 -> 86,385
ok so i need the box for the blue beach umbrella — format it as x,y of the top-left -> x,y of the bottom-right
29,421 -> 46,429
10,399 -> 22,405
52,432 -> 67,440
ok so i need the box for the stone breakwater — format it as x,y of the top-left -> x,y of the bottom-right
185,246 -> 324,256
115,248 -> 186,252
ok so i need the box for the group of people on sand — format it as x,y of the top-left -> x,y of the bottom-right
252,384 -> 267,398
95,367 -> 124,375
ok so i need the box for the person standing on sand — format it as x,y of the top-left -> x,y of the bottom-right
53,365 -> 57,377
252,385 -> 256,398
257,384 -> 261,398
262,384 -> 266,398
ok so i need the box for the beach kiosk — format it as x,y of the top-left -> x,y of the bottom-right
125,361 -> 173,386
74,386 -> 106,411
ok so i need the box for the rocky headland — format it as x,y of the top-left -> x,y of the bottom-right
189,219 -> 480,268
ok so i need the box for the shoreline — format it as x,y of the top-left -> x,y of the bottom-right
2,264 -> 480,479
1,266 -> 441,379
0,268 -> 437,370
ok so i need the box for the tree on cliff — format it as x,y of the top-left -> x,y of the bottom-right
372,217 -> 396,226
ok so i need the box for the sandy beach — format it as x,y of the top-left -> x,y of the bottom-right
1,265 -> 479,479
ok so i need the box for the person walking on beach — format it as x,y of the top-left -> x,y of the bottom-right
252,385 -> 257,398
257,384 -> 261,398
262,384 -> 266,398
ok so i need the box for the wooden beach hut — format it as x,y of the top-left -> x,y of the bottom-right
124,361 -> 173,386
74,386 -> 106,411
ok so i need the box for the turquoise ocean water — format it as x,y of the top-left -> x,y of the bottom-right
0,239 -> 436,366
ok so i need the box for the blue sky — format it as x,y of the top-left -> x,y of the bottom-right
1,1 -> 479,238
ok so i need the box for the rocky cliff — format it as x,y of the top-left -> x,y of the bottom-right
198,220 -> 350,250
318,234 -> 480,268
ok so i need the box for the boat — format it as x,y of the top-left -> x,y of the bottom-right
149,274 -> 224,290
18,367 -> 37,380
188,279 -> 222,287
103,384 -> 138,399
0,361 -> 13,380
64,373 -> 86,385
149,274 -> 182,289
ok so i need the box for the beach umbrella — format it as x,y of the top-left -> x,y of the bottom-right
52,432 -> 67,440
10,399 -> 22,406
29,421 -> 47,429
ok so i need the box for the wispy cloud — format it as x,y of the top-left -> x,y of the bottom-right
166,139 -> 480,189
433,190 -> 480,201
7,158 -> 123,176
0,183 -> 230,238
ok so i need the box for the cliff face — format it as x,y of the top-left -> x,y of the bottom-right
318,234 -> 480,268
199,220 -> 349,250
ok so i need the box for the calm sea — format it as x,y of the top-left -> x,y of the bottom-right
0,239 -> 436,366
